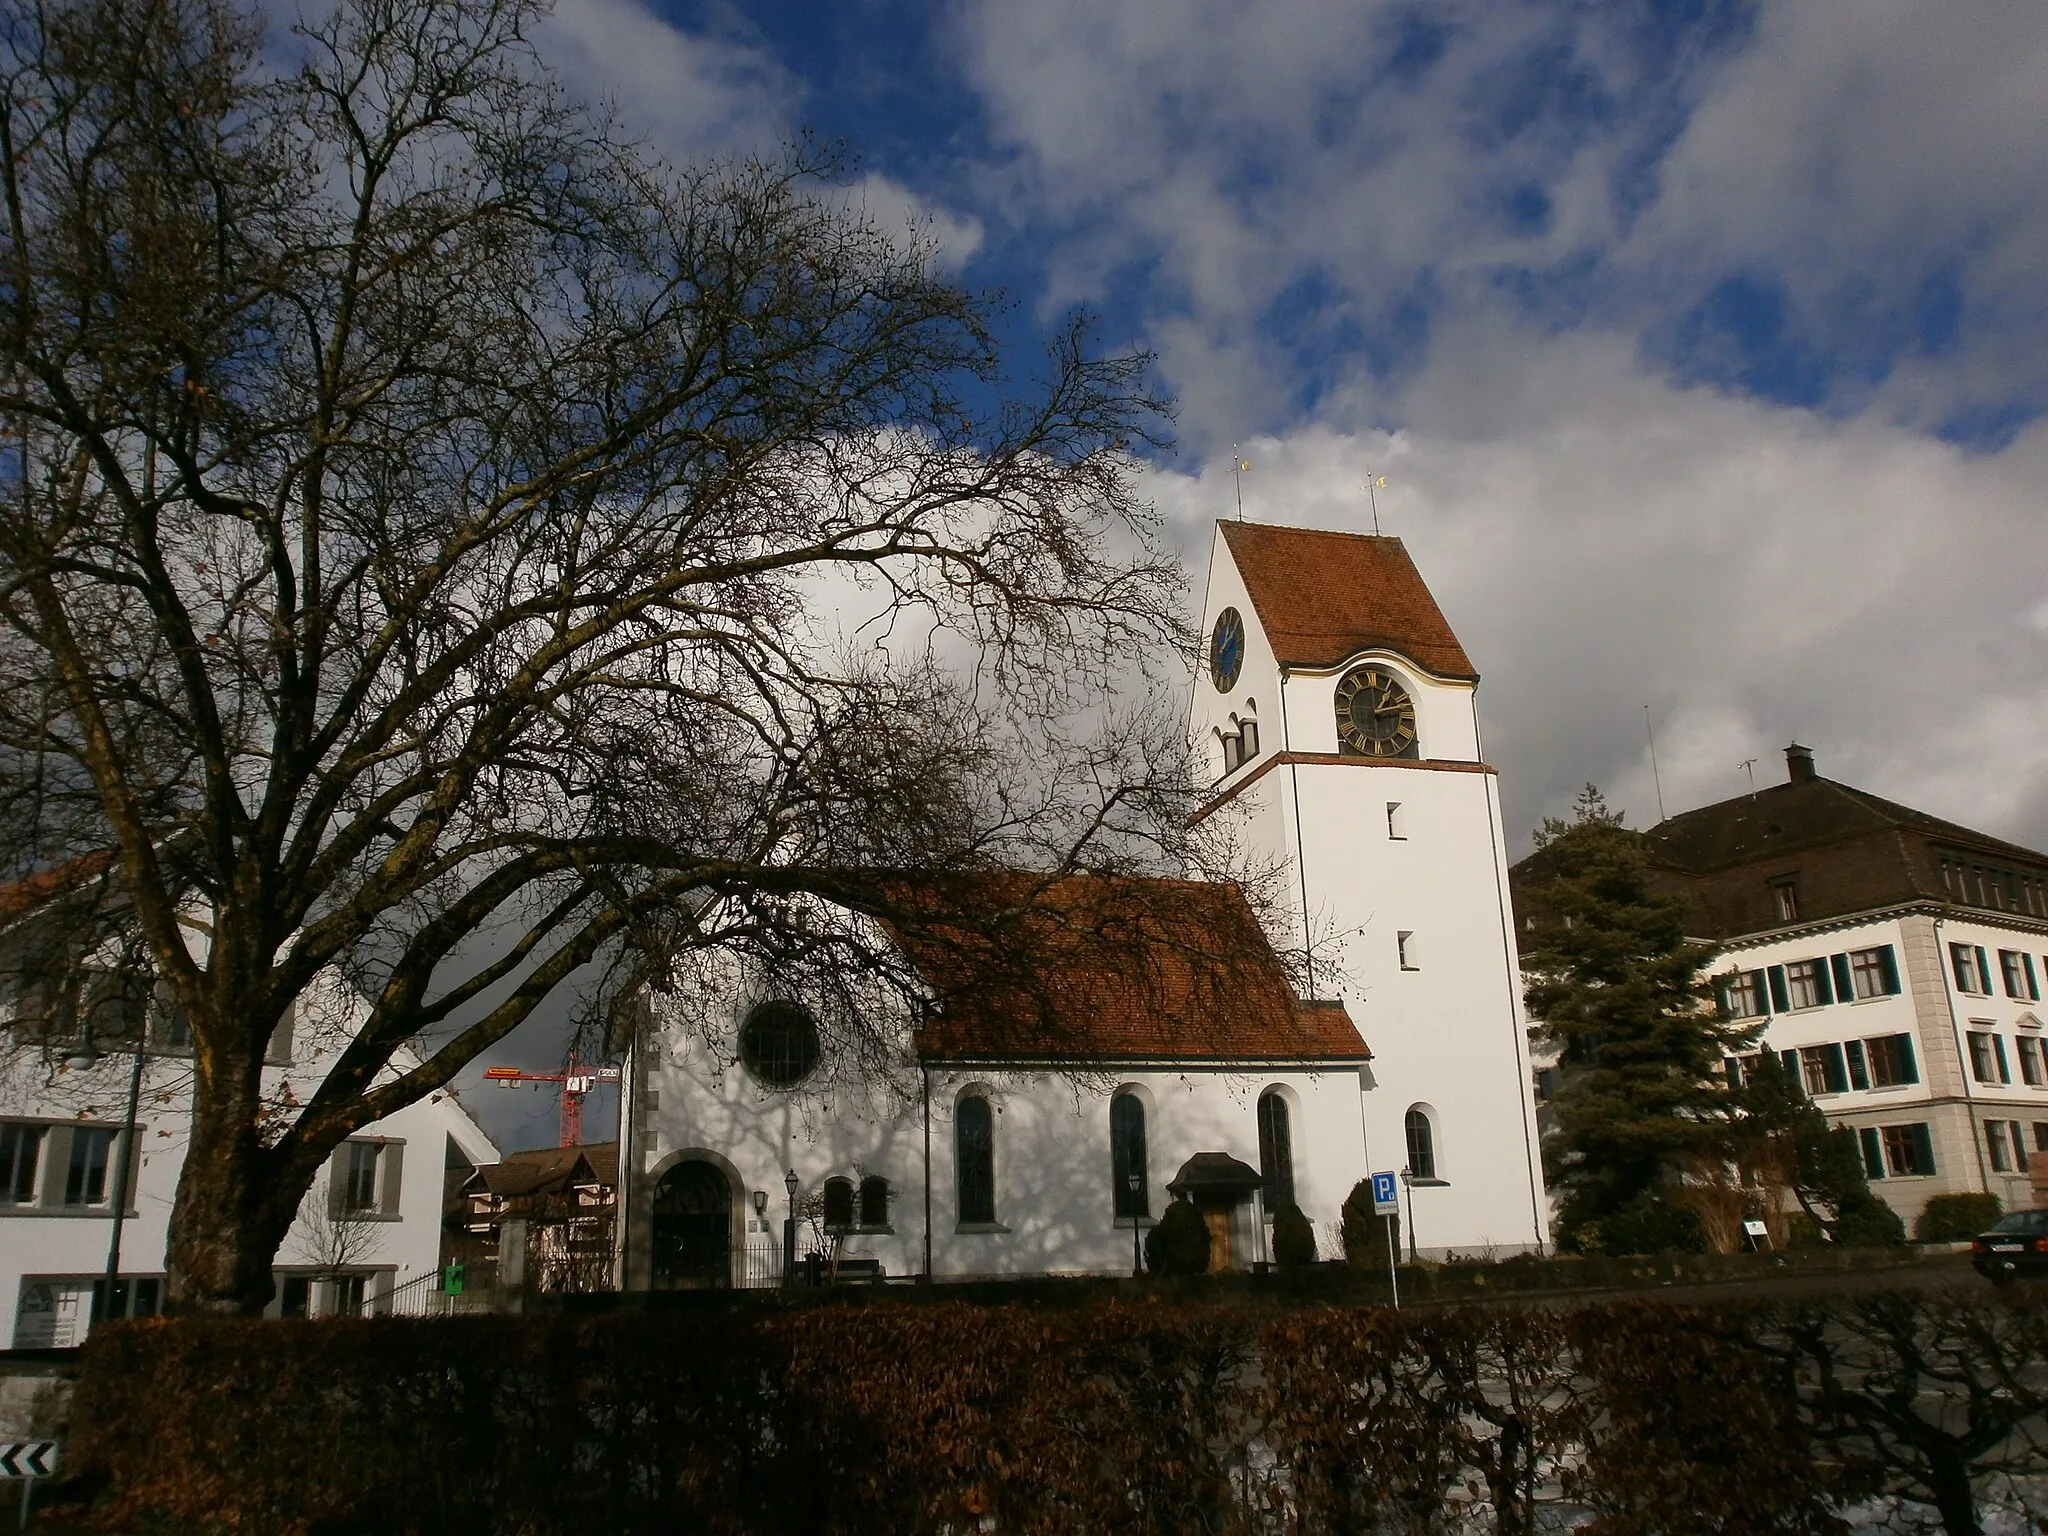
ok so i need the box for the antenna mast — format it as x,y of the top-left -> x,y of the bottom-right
1643,705 -> 1667,823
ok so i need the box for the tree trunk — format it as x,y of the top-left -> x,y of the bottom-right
163,1084 -> 305,1316
1925,1449 -> 1983,1536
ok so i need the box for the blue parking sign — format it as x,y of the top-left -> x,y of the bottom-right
1371,1170 -> 1399,1216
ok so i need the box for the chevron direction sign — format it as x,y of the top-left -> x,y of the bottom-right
0,1441 -> 57,1478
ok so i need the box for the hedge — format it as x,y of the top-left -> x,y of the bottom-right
41,1289 -> 2048,1535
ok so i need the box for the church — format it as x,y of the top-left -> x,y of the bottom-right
616,519 -> 1549,1286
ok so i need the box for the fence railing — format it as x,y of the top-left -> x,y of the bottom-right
382,1268 -> 456,1318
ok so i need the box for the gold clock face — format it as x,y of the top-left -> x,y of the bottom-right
1335,667 -> 1417,758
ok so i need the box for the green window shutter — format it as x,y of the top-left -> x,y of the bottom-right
1845,1039 -> 1869,1091
1858,1127 -> 1884,1180
1909,1123 -> 1936,1175
1830,954 -> 1854,1000
1779,1048 -> 1799,1081
2027,953 -> 2040,1001
1878,947 -> 1901,995
1994,1036 -> 2011,1084
1976,949 -> 1992,996
1813,960 -> 1835,1005
1751,970 -> 1771,1014
1767,967 -> 1790,1014
1895,1034 -> 1920,1084
1823,1043 -> 1849,1094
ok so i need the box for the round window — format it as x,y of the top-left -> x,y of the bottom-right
738,999 -> 821,1088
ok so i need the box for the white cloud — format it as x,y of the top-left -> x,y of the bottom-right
1147,322 -> 2048,855
539,0 -> 797,163
839,175 -> 985,273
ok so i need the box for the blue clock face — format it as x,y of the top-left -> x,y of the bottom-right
1211,608 -> 1244,692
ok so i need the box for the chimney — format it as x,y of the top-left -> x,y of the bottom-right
1785,743 -> 1816,783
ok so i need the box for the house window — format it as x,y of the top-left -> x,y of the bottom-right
1950,944 -> 1990,995
64,1127 -> 113,1207
1257,1092 -> 1295,1210
1880,1123 -> 1936,1177
1404,1107 -> 1437,1181
1397,931 -> 1418,971
1865,1034 -> 1919,1087
739,999 -> 822,1088
1799,1045 -> 1848,1096
279,1276 -> 311,1318
1,1123 -> 43,1205
1386,802 -> 1405,840
957,1095 -> 995,1225
340,1141 -> 381,1213
1772,880 -> 1799,922
1848,947 -> 1901,999
822,1177 -> 854,1232
858,1176 -> 890,1229
1723,971 -> 1766,1019
327,1274 -> 369,1318
1786,959 -> 1829,1010
1968,1032 -> 2011,1086
2020,1036 -> 2045,1087
2000,950 -> 2040,1001
1110,1092 -> 1149,1219
2036,1123 -> 2048,1155
1988,1121 -> 2013,1174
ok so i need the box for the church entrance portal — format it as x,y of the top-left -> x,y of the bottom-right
651,1160 -> 732,1289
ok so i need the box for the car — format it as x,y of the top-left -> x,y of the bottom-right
1971,1209 -> 2048,1285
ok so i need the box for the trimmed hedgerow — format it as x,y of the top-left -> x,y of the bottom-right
43,1289 -> 2048,1536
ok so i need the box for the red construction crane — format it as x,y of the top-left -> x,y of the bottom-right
482,1060 -> 621,1147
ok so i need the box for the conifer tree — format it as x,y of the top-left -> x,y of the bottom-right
1521,786 -> 1750,1253
1735,1052 -> 1905,1247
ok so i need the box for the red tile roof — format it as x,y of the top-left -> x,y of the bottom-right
1219,521 -> 1476,679
0,850 -> 116,927
894,872 -> 1368,1064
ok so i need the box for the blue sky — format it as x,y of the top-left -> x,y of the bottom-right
475,0 -> 2048,1144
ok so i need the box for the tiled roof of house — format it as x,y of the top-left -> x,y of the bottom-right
1647,775 -> 2047,873
473,1142 -> 618,1199
897,871 -> 1368,1064
0,850 -> 116,926
1218,521 -> 1477,680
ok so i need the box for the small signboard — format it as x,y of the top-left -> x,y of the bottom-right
1371,1170 -> 1399,1217
441,1263 -> 466,1296
1742,1220 -> 1768,1239
0,1442 -> 57,1478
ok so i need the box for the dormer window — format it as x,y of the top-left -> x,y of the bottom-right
1771,879 -> 1799,922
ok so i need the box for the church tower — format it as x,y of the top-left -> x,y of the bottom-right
1191,521 -> 1549,1255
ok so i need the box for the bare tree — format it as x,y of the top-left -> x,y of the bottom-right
0,0 -> 1210,1313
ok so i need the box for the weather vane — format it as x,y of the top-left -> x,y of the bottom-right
1739,758 -> 1759,798
1364,469 -> 1389,535
1230,445 -> 1251,521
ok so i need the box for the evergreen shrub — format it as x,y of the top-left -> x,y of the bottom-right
1340,1178 -> 1397,1264
1270,1203 -> 1316,1267
1589,1194 -> 1706,1256
1144,1197 -> 1211,1275
1915,1192 -> 2001,1243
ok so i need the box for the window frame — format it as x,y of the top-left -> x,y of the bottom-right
1110,1091 -> 1150,1220
1403,1106 -> 1439,1183
955,1094 -> 997,1228
1257,1090 -> 1296,1211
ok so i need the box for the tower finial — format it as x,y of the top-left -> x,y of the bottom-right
1230,445 -> 1250,521
1364,469 -> 1387,535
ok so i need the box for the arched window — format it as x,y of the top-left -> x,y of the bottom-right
1404,1107 -> 1437,1181
957,1095 -> 995,1224
859,1175 -> 890,1229
821,1176 -> 854,1231
1257,1091 -> 1295,1209
1110,1092 -> 1149,1217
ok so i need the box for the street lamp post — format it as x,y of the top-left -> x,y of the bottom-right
1127,1173 -> 1143,1276
782,1169 -> 799,1287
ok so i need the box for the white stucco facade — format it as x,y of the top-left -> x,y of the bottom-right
0,976 -> 499,1345
1190,523 -> 1550,1256
1716,906 -> 2048,1230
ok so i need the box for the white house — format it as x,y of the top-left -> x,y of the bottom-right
1642,745 -> 2048,1230
0,892 -> 499,1343
617,518 -> 1551,1282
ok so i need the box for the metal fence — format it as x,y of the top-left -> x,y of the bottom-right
740,1236 -> 781,1289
